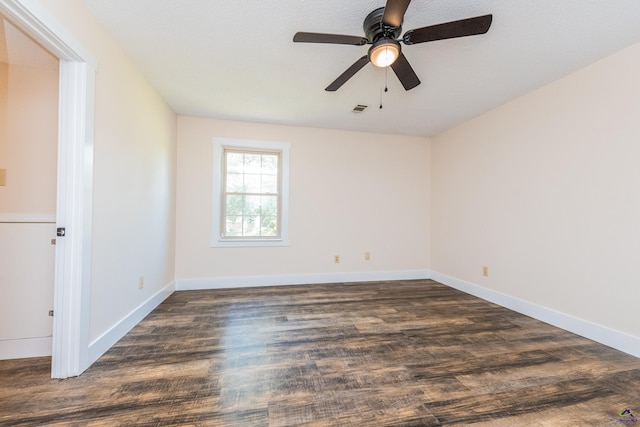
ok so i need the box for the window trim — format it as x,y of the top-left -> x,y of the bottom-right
211,138 -> 290,247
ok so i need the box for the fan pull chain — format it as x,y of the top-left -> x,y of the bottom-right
385,64 -> 389,93
380,65 -> 389,109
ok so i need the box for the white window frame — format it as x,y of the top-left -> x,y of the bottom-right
211,138 -> 290,247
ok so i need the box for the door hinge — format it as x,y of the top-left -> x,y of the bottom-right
49,310 -> 54,317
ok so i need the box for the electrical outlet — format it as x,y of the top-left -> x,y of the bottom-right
364,251 -> 371,261
334,255 -> 340,264
482,266 -> 489,277
138,276 -> 144,289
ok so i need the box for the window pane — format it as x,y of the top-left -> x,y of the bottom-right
225,172 -> 244,192
261,195 -> 278,217
260,216 -> 277,236
244,195 -> 261,215
244,173 -> 262,193
244,154 -> 262,174
225,218 -> 243,236
262,154 -> 278,173
226,152 -> 244,173
225,194 -> 244,219
242,215 -> 260,236
224,189 -> 243,236
261,174 -> 278,194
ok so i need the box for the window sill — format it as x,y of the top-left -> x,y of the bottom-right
209,238 -> 290,248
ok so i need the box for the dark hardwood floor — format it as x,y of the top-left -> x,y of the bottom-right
1,279 -> 639,426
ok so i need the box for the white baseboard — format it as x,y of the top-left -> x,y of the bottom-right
431,271 -> 640,358
176,270 -> 432,291
88,281 -> 175,364
0,337 -> 52,360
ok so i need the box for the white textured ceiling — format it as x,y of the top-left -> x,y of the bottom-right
82,0 -> 640,137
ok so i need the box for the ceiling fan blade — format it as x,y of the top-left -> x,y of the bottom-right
382,0 -> 412,28
390,52 -> 420,90
293,32 -> 368,46
325,55 -> 370,91
403,14 -> 493,45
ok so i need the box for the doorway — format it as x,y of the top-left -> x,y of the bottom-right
0,0 -> 96,378
0,12 -> 59,362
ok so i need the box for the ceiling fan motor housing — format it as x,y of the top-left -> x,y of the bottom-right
292,0 -> 493,91
364,7 -> 402,42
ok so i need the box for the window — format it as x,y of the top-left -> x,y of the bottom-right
211,138 -> 290,247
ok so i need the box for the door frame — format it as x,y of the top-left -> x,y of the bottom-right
0,0 -> 96,378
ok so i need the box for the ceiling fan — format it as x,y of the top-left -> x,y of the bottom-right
293,0 -> 492,91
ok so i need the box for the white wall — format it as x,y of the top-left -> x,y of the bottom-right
0,60 -> 58,358
176,117 -> 431,286
29,0 -> 178,348
431,42 -> 640,349
0,63 -> 58,213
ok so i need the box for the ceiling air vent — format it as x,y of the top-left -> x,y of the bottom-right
352,104 -> 368,113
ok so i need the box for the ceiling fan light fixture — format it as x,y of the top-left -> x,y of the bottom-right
369,38 -> 401,67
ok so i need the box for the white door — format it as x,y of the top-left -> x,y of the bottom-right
0,222 -> 56,358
